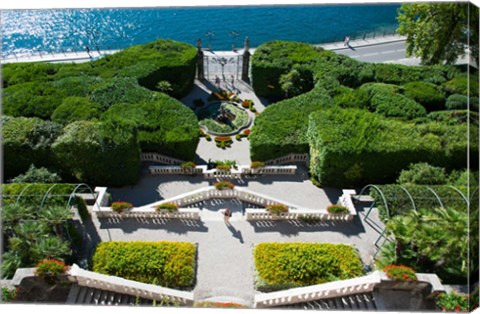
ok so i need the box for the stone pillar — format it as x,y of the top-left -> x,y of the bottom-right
241,36 -> 251,83
196,38 -> 204,80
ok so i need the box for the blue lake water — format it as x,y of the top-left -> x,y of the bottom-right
1,4 -> 400,58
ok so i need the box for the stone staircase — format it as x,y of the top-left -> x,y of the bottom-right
282,292 -> 377,311
66,284 -> 158,305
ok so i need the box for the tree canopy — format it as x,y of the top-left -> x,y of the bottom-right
397,3 -> 479,65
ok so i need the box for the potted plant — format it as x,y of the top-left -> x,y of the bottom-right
155,203 -> 179,213
250,161 -> 265,169
181,161 -> 196,174
35,259 -> 68,284
214,181 -> 235,190
111,201 -> 133,214
266,203 -> 289,215
326,204 -> 349,214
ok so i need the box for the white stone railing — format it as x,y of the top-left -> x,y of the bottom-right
148,165 -> 297,177
134,186 -> 301,211
254,271 -> 382,308
245,208 -> 353,222
141,152 -> 185,165
264,153 -> 309,165
94,207 -> 201,220
93,187 -> 109,211
68,264 -> 194,305
254,270 -> 447,308
339,189 -> 357,215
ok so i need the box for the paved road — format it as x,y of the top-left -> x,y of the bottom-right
334,41 -> 408,63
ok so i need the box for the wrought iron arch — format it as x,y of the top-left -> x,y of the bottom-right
399,186 -> 417,212
447,185 -> 469,207
66,183 -> 99,210
357,184 -> 391,220
39,183 -> 62,209
15,183 -> 35,205
425,186 -> 445,209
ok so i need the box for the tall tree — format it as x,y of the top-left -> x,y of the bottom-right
397,3 -> 479,65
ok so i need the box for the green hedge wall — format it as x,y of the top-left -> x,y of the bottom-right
51,97 -> 102,125
307,108 -> 474,187
52,120 -> 141,187
370,92 -> 427,120
92,241 -> 196,289
101,94 -> 199,160
251,41 -> 322,98
254,243 -> 364,292
3,116 -> 63,179
2,183 -> 78,207
401,81 -> 446,111
249,89 -> 333,161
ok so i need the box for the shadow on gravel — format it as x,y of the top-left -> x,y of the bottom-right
247,214 -> 366,236
97,217 -> 209,234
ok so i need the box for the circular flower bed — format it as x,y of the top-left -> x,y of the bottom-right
197,102 -> 250,135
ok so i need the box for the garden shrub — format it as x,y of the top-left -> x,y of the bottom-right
401,81 -> 446,111
254,243 -> 363,291
251,41 -> 321,98
1,183 -> 78,206
11,164 -> 61,184
249,90 -> 332,161
111,201 -> 133,213
279,64 -> 315,98
3,81 -> 67,119
74,196 -> 91,221
436,290 -> 478,312
443,74 -> 479,97
397,162 -> 448,185
358,82 -> 401,99
2,62 -> 61,86
51,75 -> 103,97
92,241 -> 196,289
3,117 -> 63,180
370,92 -> 427,120
307,108 -> 474,187
333,87 -> 369,109
101,95 -> 199,160
383,265 -> 417,282
52,120 -> 141,187
250,161 -> 265,169
444,94 -> 479,111
427,110 -> 479,126
89,77 -> 157,111
51,96 -> 102,125
372,63 -> 457,85
180,161 -> 196,170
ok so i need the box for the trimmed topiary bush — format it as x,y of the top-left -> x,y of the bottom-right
254,243 -> 364,291
443,74 -> 479,97
397,162 -> 448,185
52,120 -> 141,187
3,117 -> 63,180
307,108 -> 474,187
101,94 -> 199,161
401,81 -> 446,111
370,92 -> 427,120
51,96 -> 102,125
445,94 -> 468,110
92,241 -> 196,289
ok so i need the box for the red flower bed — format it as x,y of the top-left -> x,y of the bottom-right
383,264 -> 417,282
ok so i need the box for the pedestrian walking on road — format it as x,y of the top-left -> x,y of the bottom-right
344,36 -> 350,47
223,208 -> 232,224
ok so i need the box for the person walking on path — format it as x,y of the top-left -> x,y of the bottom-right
215,75 -> 221,90
344,36 -> 350,47
223,208 -> 232,225
230,75 -> 235,89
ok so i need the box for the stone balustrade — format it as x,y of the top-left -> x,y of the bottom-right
68,264 -> 194,305
141,152 -> 185,165
264,153 -> 309,165
93,187 -> 109,211
94,207 -> 201,220
135,186 -> 301,211
254,271 -> 382,308
245,208 -> 354,222
148,165 -> 297,177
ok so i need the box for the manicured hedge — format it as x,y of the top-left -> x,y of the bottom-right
3,81 -> 67,119
370,92 -> 427,120
401,81 -> 446,111
427,110 -> 479,126
94,40 -> 197,98
443,74 -> 479,97
92,241 -> 196,289
51,96 -> 102,125
2,62 -> 61,87
101,94 -> 199,160
3,116 -> 63,179
372,63 -> 458,85
249,89 -> 333,161
251,41 -> 322,98
307,108 -> 474,187
2,183 -> 77,207
254,243 -> 364,291
52,120 -> 141,187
